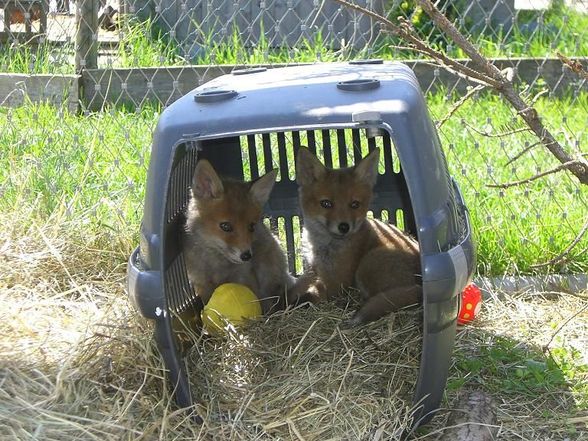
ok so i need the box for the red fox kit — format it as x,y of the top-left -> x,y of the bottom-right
183,160 -> 294,314
292,147 -> 421,328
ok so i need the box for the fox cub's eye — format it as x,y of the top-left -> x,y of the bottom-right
350,200 -> 360,209
219,222 -> 233,232
248,223 -> 256,232
320,199 -> 333,209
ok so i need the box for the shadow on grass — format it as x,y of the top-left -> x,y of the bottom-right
417,320 -> 587,439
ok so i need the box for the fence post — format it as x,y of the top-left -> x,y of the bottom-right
75,0 -> 99,72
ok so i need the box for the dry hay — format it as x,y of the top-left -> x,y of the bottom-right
187,303 -> 422,439
1,208 -> 587,440
0,210 -> 422,440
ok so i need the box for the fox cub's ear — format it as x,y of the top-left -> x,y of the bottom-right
250,169 -> 278,206
192,159 -> 224,199
296,147 -> 326,186
354,148 -> 380,188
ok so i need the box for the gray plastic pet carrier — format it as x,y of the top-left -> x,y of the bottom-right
127,61 -> 475,428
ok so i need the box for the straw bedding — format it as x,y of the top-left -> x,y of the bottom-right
0,215 -> 422,440
1,215 -> 586,440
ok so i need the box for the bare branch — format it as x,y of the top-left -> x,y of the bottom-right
333,0 -> 588,185
487,160 -> 586,188
531,216 -> 588,269
463,121 -> 531,138
437,85 -> 485,129
543,303 -> 588,354
505,142 -> 541,166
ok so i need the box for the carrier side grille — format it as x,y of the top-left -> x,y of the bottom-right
166,143 -> 198,224
165,252 -> 197,313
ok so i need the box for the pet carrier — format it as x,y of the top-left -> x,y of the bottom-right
127,61 -> 475,427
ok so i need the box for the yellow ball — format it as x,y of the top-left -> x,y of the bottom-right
201,283 -> 262,334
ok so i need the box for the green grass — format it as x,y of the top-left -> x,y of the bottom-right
382,0 -> 588,59
430,91 -> 588,275
0,102 -> 157,245
0,91 -> 586,276
448,334 -> 570,395
0,41 -> 73,74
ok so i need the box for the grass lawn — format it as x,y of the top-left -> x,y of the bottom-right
1,91 -> 586,275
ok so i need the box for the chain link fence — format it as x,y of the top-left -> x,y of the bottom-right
1,0 -> 587,277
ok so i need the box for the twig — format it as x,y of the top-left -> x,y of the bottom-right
534,291 -> 588,301
531,216 -> 588,268
436,85 -> 485,129
505,142 -> 541,166
462,121 -> 531,138
543,303 -> 588,353
557,52 -> 588,81
487,160 -> 587,188
529,88 -> 549,106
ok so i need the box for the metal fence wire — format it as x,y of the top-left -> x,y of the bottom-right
0,0 -> 587,277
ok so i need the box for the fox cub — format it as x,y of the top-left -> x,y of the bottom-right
291,147 -> 421,328
183,160 -> 294,314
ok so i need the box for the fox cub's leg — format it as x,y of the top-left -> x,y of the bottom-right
253,229 -> 296,315
340,285 -> 421,328
255,263 -> 287,315
341,247 -> 421,328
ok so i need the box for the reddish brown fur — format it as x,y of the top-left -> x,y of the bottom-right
183,160 -> 294,314
292,148 -> 421,328
195,180 -> 264,256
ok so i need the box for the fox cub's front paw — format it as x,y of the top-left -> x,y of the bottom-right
287,274 -> 326,306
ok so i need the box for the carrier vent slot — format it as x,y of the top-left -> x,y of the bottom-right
165,253 -> 197,313
269,216 -> 279,233
292,215 -> 303,275
277,132 -> 289,182
283,216 -> 296,273
396,209 -> 405,230
383,135 -> 395,175
166,144 -> 198,224
352,129 -> 363,164
380,209 -> 389,222
247,134 -> 259,180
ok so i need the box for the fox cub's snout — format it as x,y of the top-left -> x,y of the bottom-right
296,148 -> 379,238
189,159 -> 277,264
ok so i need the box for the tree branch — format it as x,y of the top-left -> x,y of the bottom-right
486,160 -> 586,188
437,85 -> 485,129
531,216 -> 588,269
462,121 -> 531,138
505,142 -> 541,166
332,0 -> 588,185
